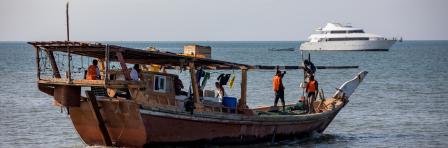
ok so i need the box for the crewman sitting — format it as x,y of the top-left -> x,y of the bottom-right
86,59 -> 100,80
174,76 -> 188,96
130,64 -> 141,80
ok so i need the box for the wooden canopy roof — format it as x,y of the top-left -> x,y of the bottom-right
29,41 -> 249,68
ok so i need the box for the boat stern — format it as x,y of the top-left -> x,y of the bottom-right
69,99 -> 147,147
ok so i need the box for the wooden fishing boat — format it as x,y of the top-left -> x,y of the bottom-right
29,41 -> 367,147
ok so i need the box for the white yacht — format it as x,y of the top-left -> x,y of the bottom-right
300,23 -> 397,51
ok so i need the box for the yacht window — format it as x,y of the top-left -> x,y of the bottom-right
154,75 -> 166,93
348,30 -> 365,33
328,37 -> 369,41
330,30 -> 346,34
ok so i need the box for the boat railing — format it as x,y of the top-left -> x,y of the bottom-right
38,78 -> 145,88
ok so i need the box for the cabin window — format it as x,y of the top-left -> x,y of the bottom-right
348,30 -> 365,33
330,30 -> 346,34
154,75 -> 166,93
327,37 -> 369,41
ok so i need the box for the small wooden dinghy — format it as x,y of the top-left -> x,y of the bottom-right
268,47 -> 295,51
29,41 -> 367,147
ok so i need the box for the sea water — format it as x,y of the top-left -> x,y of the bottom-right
1,41 -> 447,147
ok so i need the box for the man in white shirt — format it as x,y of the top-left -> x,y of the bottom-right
130,64 -> 140,80
214,82 -> 227,102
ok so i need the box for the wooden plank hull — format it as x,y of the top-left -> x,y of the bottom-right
62,72 -> 366,146
68,100 -> 147,147
68,100 -> 343,146
140,107 -> 342,144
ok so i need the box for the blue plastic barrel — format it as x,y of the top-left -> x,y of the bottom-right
222,97 -> 237,109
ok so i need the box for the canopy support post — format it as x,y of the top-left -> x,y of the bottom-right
66,46 -> 72,83
98,59 -> 105,79
104,45 -> 109,86
34,46 -> 41,80
116,52 -> 131,80
46,50 -> 61,78
238,67 -> 248,112
189,62 -> 203,111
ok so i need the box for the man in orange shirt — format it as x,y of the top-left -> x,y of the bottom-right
86,59 -> 100,80
273,66 -> 286,111
305,75 -> 318,113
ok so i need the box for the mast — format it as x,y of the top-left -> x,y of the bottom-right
66,0 -> 72,83
66,1 -> 70,41
105,45 -> 109,86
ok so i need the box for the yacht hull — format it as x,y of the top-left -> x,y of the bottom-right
300,40 -> 396,51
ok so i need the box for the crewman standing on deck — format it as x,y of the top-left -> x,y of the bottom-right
305,75 -> 318,113
273,66 -> 286,111
86,59 -> 100,80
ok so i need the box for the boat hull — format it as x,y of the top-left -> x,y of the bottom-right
140,107 -> 341,144
68,100 -> 147,147
68,100 -> 342,146
62,71 -> 367,147
300,40 -> 396,51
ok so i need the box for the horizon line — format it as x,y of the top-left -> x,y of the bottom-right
1,39 -> 448,42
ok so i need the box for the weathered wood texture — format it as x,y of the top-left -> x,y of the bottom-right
28,41 -> 249,68
238,68 -> 248,112
86,91 -> 112,146
189,62 -> 202,111
54,85 -> 80,106
116,52 -> 131,80
139,106 -> 341,144
34,46 -> 41,79
251,65 -> 358,70
132,72 -> 176,107
46,50 -> 61,78
69,99 -> 146,147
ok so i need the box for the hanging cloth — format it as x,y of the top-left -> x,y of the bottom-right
229,69 -> 236,89
217,73 -> 231,85
196,68 -> 205,87
201,72 -> 210,90
229,74 -> 236,89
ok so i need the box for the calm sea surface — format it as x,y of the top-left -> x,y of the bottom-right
1,41 -> 448,147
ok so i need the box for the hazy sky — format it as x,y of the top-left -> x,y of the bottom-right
1,0 -> 447,41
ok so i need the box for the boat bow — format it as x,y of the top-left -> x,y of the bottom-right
333,71 -> 368,100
